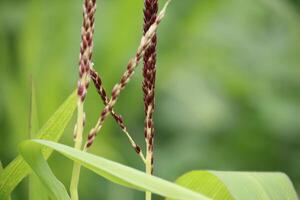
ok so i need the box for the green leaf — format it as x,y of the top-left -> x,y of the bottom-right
166,170 -> 299,200
29,174 -> 49,200
28,77 -> 39,139
28,79 -> 49,200
0,162 -> 11,200
21,142 -> 70,200
20,139 -> 211,200
0,91 -> 77,200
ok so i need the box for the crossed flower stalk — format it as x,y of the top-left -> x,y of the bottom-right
70,0 -> 170,200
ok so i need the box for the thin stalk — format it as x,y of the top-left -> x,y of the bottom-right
90,68 -> 146,163
70,103 -> 84,200
84,0 -> 170,150
70,0 -> 96,199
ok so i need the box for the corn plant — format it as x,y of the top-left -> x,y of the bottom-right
0,0 -> 299,200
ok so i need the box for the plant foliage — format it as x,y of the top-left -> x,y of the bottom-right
20,139 -> 210,200
0,91 -> 77,200
167,171 -> 299,200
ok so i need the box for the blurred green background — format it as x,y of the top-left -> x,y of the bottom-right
1,0 -> 300,199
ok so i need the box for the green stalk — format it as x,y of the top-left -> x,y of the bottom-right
69,0 -> 96,198
70,102 -> 84,200
145,152 -> 152,200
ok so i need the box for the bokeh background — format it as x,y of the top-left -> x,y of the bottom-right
1,0 -> 300,199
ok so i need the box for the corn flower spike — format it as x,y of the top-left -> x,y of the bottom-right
143,0 -> 157,173
71,0 -> 96,200
143,0 -> 158,199
84,0 -> 170,150
90,68 -> 146,163
75,0 -> 96,149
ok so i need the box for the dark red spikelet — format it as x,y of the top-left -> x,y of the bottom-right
143,0 -> 158,175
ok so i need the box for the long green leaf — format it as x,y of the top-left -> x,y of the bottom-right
0,91 -> 77,200
166,171 -> 299,200
0,162 -> 11,200
20,139 -> 211,200
29,174 -> 49,200
21,142 -> 70,200
28,79 -> 49,200
28,77 -> 39,139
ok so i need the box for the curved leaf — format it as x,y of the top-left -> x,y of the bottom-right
167,170 -> 299,200
21,142 -> 70,200
0,161 -> 11,200
20,139 -> 211,200
28,79 -> 49,200
0,91 -> 77,199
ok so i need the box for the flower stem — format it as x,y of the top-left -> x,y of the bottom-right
70,102 -> 84,200
90,68 -> 146,163
69,0 -> 96,198
145,152 -> 153,200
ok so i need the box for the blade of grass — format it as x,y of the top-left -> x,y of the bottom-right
0,91 -> 77,200
22,142 -> 70,200
28,76 -> 39,139
0,162 -> 11,200
20,139 -> 211,200
29,175 -> 49,200
28,78 -> 49,200
166,171 -> 299,200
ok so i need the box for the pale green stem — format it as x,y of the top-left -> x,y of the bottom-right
146,154 -> 152,200
146,192 -> 152,200
70,101 -> 84,200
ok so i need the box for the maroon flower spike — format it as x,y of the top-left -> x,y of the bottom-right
74,0 -> 96,143
143,0 -> 158,177
77,0 -> 96,103
84,1 -> 170,150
